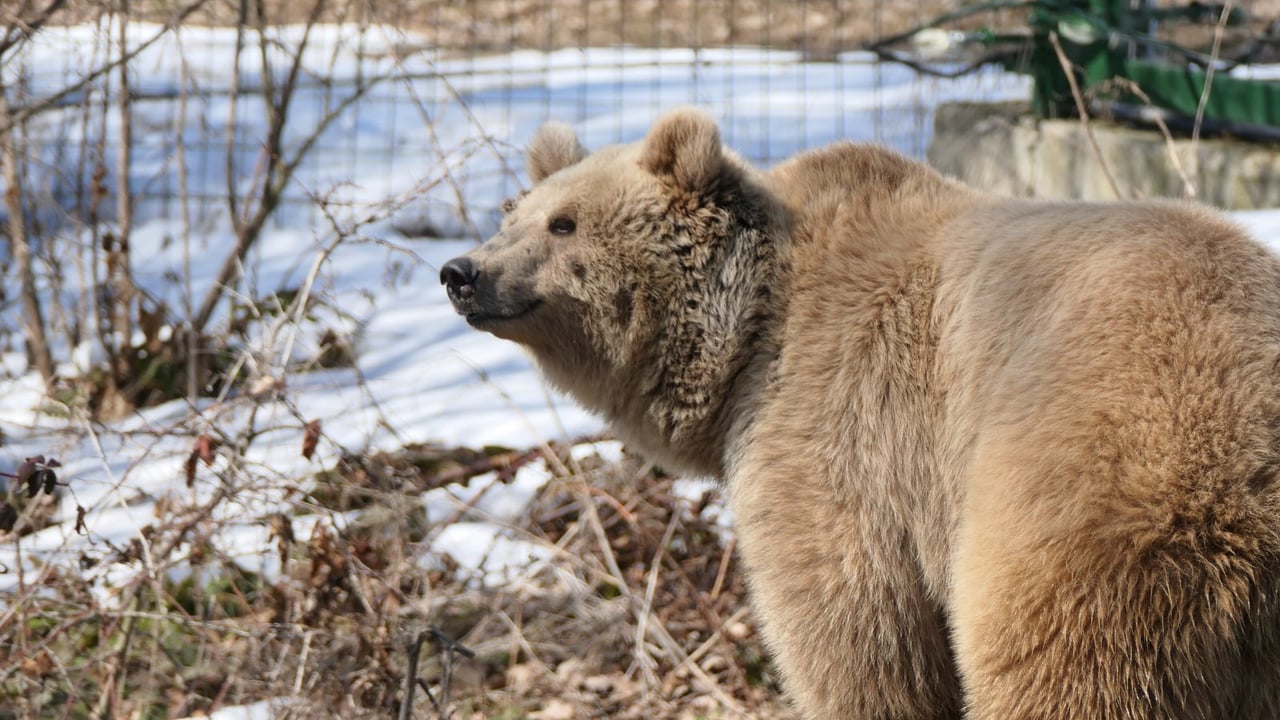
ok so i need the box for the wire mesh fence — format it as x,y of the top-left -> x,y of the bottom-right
2,1 -> 1031,243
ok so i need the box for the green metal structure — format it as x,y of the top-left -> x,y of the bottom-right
1029,0 -> 1278,128
872,0 -> 1280,140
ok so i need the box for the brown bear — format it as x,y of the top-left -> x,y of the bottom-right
440,109 -> 1280,719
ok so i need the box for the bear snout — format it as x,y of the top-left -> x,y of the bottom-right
440,254 -> 543,331
440,256 -> 479,302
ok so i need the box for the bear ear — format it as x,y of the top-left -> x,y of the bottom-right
527,121 -> 587,183
639,109 -> 723,193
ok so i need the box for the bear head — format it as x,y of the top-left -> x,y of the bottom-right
441,109 -> 785,476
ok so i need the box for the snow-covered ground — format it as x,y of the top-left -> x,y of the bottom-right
1,21 -> 1278,615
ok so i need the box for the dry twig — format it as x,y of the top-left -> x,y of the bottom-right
1192,1 -> 1236,147
1048,30 -> 1124,200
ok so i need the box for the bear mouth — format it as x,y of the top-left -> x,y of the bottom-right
464,299 -> 543,327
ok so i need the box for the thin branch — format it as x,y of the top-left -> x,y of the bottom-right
399,630 -> 427,720
0,0 -> 211,135
192,35 -> 388,335
224,0 -> 247,235
1192,0 -> 1234,148
110,0 -> 138,405
1048,31 -> 1123,201
0,0 -> 68,58
90,598 -> 139,719
1103,78 -> 1196,200
0,77 -> 54,382
634,510 -> 680,688
172,26 -> 198,400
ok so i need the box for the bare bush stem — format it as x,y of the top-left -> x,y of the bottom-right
1048,31 -> 1123,201
193,0 -> 385,337
399,630 -> 427,720
0,82 -> 54,382
111,0 -> 137,374
1105,78 -> 1196,199
1192,0 -> 1234,148
0,0 -> 67,58
172,27 -> 198,399
90,0 -> 140,417
0,0 -> 210,135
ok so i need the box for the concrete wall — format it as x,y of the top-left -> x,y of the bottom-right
927,102 -> 1280,210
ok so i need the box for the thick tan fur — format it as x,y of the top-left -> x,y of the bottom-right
442,109 -> 1280,719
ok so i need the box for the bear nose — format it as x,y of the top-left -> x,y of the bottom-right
440,257 -> 479,299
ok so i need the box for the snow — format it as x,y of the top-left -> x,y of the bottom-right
1234,208 -> 1280,243
2,20 -> 1280,649
186,699 -> 277,720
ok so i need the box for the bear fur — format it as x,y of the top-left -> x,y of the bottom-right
441,109 -> 1280,719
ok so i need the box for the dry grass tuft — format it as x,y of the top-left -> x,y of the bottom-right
1,438 -> 797,719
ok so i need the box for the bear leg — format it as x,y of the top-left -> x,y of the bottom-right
733,467 -> 962,720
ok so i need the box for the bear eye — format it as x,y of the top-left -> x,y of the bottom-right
549,216 -> 576,235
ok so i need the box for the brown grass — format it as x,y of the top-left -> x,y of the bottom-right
1,438 -> 800,719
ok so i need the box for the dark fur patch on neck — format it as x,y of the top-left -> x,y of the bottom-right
613,288 -> 634,327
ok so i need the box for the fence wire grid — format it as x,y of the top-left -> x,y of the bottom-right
0,1 -> 1044,244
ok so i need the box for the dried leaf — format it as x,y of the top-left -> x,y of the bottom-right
0,502 -> 15,532
302,419 -> 321,460
38,468 -> 57,494
75,505 -> 87,535
195,434 -> 219,466
184,453 -> 198,488
20,649 -> 53,679
307,524 -> 345,588
268,512 -> 294,545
